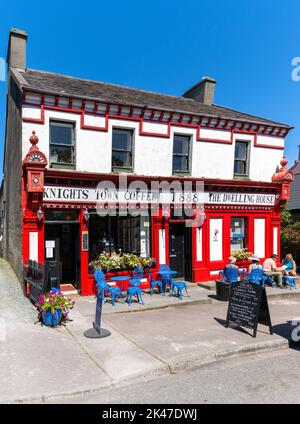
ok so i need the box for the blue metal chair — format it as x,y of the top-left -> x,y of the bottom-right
283,275 -> 297,290
244,268 -> 268,288
171,281 -> 190,300
132,266 -> 144,279
144,267 -> 163,296
263,274 -> 276,288
158,264 -> 174,295
126,279 -> 144,306
219,267 -> 240,283
94,270 -> 122,306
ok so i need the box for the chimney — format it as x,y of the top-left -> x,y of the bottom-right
298,145 -> 300,162
7,28 -> 27,70
182,76 -> 216,105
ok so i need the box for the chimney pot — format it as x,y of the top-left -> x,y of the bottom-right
182,76 -> 216,105
7,28 -> 27,70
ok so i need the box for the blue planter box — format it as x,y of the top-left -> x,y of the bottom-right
42,309 -> 63,327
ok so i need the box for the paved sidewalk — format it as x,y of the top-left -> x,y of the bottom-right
0,258 -> 299,403
74,283 -> 211,316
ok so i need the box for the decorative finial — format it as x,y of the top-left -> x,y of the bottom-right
280,156 -> 288,168
272,156 -> 294,182
29,130 -> 39,149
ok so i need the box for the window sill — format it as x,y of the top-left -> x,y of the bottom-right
112,167 -> 133,174
233,174 -> 250,180
50,163 -> 75,170
172,171 -> 191,177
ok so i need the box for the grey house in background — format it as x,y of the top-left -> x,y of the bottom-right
289,147 -> 300,220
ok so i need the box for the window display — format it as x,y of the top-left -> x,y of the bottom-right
230,217 -> 247,251
88,211 -> 150,265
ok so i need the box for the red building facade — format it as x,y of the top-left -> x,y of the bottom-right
3,29 -> 294,294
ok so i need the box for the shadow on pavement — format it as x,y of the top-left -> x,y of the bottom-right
273,321 -> 300,351
214,317 -> 251,336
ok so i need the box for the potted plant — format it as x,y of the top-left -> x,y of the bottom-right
230,248 -> 253,266
34,289 -> 75,327
89,252 -> 154,273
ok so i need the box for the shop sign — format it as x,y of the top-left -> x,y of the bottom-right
43,185 -> 276,206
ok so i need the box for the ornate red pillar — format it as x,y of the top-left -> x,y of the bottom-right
271,157 -> 294,259
22,131 -> 47,264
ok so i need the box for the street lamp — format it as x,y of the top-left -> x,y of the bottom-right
83,208 -> 90,223
37,207 -> 43,222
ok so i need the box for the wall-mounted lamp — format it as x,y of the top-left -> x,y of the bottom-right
37,207 -> 43,222
83,208 -> 90,223
162,206 -> 169,228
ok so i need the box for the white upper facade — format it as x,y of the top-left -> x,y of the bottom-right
22,94 -> 286,182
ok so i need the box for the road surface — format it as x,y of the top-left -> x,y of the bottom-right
44,345 -> 300,404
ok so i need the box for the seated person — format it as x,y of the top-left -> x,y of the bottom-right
225,256 -> 238,271
282,254 -> 297,277
222,256 -> 239,281
248,254 -> 263,273
262,254 -> 284,288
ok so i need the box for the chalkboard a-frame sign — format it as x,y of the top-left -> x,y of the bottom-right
226,281 -> 273,338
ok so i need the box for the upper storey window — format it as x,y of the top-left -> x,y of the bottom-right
112,129 -> 133,173
172,134 -> 191,175
50,121 -> 75,169
234,140 -> 249,178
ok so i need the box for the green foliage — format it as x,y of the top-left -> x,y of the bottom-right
230,248 -> 253,261
281,205 -> 292,228
89,252 -> 153,272
281,207 -> 300,261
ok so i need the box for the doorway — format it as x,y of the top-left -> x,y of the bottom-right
44,224 -> 80,289
169,223 -> 192,281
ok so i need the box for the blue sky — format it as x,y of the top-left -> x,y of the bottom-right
1,0 -> 300,173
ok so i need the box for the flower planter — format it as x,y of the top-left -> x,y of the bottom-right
236,260 -> 249,267
41,309 -> 63,327
215,280 -> 231,301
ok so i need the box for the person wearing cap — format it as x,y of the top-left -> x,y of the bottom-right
248,254 -> 263,273
224,256 -> 239,272
262,254 -> 284,288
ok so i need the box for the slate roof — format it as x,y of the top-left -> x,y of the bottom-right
290,161 -> 300,175
14,68 -> 292,129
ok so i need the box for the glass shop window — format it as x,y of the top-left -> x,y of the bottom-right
88,211 -> 150,266
50,121 -> 75,169
230,217 -> 247,251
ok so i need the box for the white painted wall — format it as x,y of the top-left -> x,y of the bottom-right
196,227 -> 203,262
210,218 -> 223,261
254,218 -> 266,258
273,227 -> 278,255
158,229 -> 166,264
29,232 -> 38,261
22,104 -> 285,182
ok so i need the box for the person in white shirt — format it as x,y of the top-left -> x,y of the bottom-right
262,254 -> 284,288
